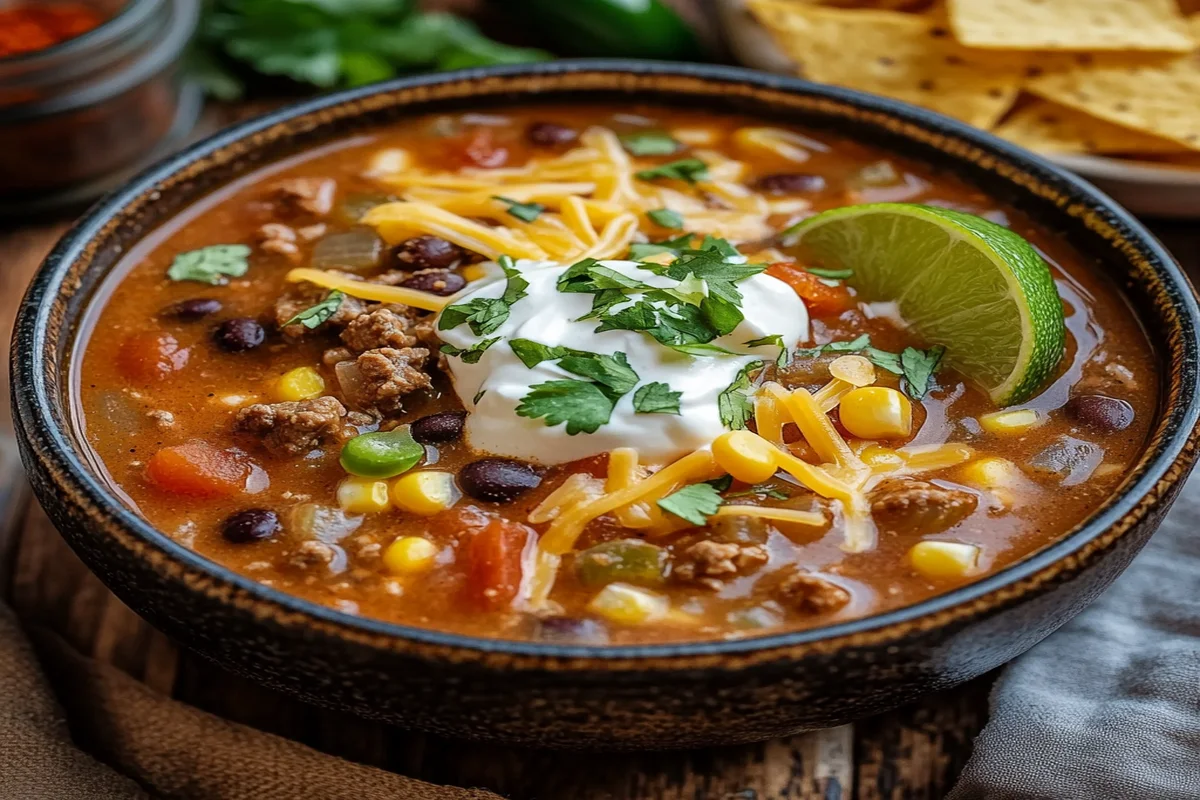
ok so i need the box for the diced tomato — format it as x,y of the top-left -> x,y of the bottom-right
145,441 -> 253,497
461,519 -> 534,611
116,332 -> 189,383
765,263 -> 852,317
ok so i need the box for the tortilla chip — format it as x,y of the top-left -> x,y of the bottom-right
747,0 -> 1026,129
1027,55 -> 1200,151
992,99 -> 1188,155
946,0 -> 1196,52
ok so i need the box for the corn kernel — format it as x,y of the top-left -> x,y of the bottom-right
909,541 -> 980,580
960,457 -> 1023,490
461,264 -> 489,282
389,470 -> 459,516
274,366 -> 325,402
383,536 -> 439,575
979,409 -> 1041,435
337,477 -> 390,513
712,430 -> 779,484
839,387 -> 912,440
587,583 -> 669,625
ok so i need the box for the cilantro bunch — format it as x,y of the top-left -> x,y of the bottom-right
189,0 -> 551,100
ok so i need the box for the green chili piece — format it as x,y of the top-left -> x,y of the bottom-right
575,539 -> 668,587
339,427 -> 425,478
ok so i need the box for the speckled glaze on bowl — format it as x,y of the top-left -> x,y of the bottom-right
12,61 -> 1200,750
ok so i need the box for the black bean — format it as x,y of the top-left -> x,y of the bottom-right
222,509 -> 280,543
400,270 -> 466,296
214,318 -> 265,352
1065,394 -> 1135,433
536,616 -> 608,644
526,122 -> 578,147
392,235 -> 467,270
459,458 -> 541,503
162,298 -> 222,320
752,173 -> 827,195
410,411 -> 466,444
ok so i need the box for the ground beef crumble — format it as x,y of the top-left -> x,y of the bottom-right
772,571 -> 851,615
674,540 -> 769,590
340,305 -> 438,353
355,347 -> 432,416
234,396 -> 348,455
869,477 -> 977,535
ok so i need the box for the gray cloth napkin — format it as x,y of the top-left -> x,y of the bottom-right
948,471 -> 1200,799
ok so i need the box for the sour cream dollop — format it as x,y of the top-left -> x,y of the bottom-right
437,259 -> 808,465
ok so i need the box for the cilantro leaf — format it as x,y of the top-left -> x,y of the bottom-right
515,380 -> 614,435
438,297 -> 509,336
700,295 -> 743,337
558,351 -> 639,397
657,483 -> 723,526
167,244 -> 251,284
472,388 -> 486,404
494,195 -> 544,223
666,249 -> 764,306
440,337 -> 500,365
698,235 -> 741,257
805,267 -> 853,280
793,334 -> 873,360
746,333 -> 790,367
633,382 -> 682,415
281,290 -> 344,330
557,259 -> 650,294
718,360 -> 763,430
499,256 -> 529,305
901,345 -> 945,399
594,301 -> 659,334
665,342 -> 737,357
194,6 -> 549,97
864,346 -> 903,375
647,208 -> 684,229
707,474 -> 734,492
628,233 -> 693,261
618,131 -> 680,156
636,158 -> 710,184
509,339 -> 568,368
439,258 -> 526,335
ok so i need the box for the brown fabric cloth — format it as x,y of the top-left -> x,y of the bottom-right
0,604 -> 501,800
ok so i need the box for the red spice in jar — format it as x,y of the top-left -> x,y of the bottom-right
0,3 -> 105,59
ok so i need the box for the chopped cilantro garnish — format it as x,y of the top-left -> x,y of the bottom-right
472,388 -> 486,405
509,338 -> 567,368
515,380 -> 615,435
665,249 -> 764,306
437,297 -> 510,336
718,360 -> 763,430
633,382 -> 682,415
167,244 -> 251,285
439,256 -> 526,335
440,337 -> 500,365
628,233 -> 693,261
647,208 -> 684,229
666,342 -> 737,357
901,345 -> 945,399
657,483 -> 723,526
793,335 -> 945,399
746,333 -> 789,367
282,289 -> 344,330
700,295 -> 743,337
556,258 -> 652,294
635,158 -> 709,184
511,343 -> 642,434
494,195 -> 545,223
618,131 -> 681,156
805,267 -> 853,280
707,474 -> 733,492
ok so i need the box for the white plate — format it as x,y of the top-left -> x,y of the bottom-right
716,0 -> 1200,219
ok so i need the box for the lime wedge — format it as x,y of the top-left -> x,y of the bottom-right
784,203 -> 1065,405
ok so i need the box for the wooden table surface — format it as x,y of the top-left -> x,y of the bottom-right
2,8 -> 1200,798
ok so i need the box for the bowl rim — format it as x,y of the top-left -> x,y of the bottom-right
14,59 -> 1200,664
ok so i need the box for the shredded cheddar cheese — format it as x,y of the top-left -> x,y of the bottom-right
284,269 -> 451,311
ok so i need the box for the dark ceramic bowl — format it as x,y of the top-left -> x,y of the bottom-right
13,61 -> 1200,749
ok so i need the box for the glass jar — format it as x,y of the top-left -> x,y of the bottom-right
0,0 -> 200,214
